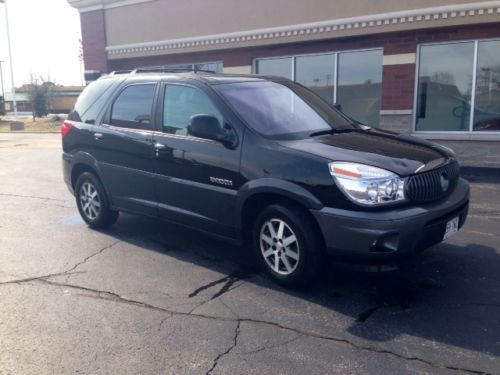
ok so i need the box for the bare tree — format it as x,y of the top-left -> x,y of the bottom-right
28,75 -> 55,121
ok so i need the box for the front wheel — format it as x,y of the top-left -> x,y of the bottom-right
75,172 -> 119,229
253,203 -> 324,288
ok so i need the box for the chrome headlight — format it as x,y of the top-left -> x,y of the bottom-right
329,162 -> 406,206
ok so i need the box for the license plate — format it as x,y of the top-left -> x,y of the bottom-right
443,217 -> 459,240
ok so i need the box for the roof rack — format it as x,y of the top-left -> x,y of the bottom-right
108,69 -> 134,75
132,66 -> 217,74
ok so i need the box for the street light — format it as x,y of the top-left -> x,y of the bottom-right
0,0 -> 17,117
0,60 -> 5,115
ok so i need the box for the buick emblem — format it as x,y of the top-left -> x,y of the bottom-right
440,172 -> 449,192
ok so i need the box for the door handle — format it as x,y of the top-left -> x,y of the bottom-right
154,142 -> 167,157
154,142 -> 166,149
94,132 -> 103,140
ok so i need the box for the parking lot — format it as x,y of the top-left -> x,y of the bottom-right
0,133 -> 499,374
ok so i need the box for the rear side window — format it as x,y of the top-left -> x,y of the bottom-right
69,78 -> 118,124
110,84 -> 155,130
163,85 -> 222,135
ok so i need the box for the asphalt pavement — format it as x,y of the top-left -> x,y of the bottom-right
0,133 -> 499,374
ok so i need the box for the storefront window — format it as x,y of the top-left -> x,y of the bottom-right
256,57 -> 293,79
473,40 -> 500,132
337,49 -> 383,126
416,42 -> 474,132
161,62 -> 223,73
255,49 -> 383,127
295,54 -> 335,104
416,40 -> 500,133
194,62 -> 223,73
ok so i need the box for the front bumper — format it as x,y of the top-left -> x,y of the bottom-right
311,178 -> 470,262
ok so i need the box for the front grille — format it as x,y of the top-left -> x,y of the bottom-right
406,161 -> 460,202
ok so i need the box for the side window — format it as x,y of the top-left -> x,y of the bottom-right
163,85 -> 223,135
69,78 -> 118,124
110,84 -> 155,130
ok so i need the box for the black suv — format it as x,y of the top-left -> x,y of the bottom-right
62,69 -> 469,287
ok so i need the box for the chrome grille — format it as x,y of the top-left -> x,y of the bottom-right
406,161 -> 460,202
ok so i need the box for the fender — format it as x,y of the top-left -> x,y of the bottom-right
67,151 -> 119,207
236,177 -> 324,215
69,151 -> 103,184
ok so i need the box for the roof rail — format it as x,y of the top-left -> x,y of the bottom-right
132,66 -> 217,74
108,70 -> 134,75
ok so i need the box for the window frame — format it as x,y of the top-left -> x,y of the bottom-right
107,82 -> 158,131
413,38 -> 500,137
252,47 -> 383,105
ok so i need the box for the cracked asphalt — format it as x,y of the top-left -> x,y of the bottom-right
1,133 -> 499,374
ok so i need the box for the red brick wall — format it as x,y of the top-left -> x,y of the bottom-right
80,10 -> 108,74
382,64 -> 415,110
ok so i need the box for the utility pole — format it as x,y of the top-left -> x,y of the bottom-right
0,60 -> 4,99
0,0 -> 17,117
0,60 -> 4,115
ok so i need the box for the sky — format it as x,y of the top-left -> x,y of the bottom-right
0,0 -> 82,92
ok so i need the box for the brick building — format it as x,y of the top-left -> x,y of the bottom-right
68,0 -> 500,168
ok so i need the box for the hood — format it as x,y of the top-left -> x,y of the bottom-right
278,128 -> 453,176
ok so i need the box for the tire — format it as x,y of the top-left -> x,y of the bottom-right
253,203 -> 324,288
75,172 -> 119,229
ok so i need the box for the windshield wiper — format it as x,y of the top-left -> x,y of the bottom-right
309,128 -> 365,137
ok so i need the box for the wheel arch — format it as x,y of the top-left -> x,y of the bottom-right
237,178 -> 324,244
70,152 -> 102,189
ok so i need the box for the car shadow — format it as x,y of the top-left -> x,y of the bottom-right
94,210 -> 500,358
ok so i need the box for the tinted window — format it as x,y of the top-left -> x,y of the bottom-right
416,42 -> 474,131
111,84 -> 155,130
337,49 -> 383,126
163,85 -> 222,135
70,78 -> 117,124
216,81 -> 353,137
256,58 -> 293,79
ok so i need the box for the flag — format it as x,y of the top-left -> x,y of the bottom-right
78,39 -> 84,62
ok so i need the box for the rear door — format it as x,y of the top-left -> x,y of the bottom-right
152,81 -> 244,238
92,81 -> 158,215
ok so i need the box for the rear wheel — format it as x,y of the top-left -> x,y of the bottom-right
75,172 -> 118,229
253,203 -> 324,288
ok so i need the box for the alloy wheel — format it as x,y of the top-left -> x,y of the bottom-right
259,218 -> 300,275
79,181 -> 101,220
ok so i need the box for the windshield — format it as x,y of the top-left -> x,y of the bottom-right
215,80 -> 354,138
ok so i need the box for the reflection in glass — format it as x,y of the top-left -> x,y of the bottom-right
473,41 -> 500,132
295,54 -> 335,103
337,49 -> 383,127
416,42 -> 474,131
154,62 -> 223,73
194,62 -> 223,73
163,85 -> 223,135
256,57 -> 293,79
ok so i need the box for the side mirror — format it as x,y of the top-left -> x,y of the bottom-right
134,114 -> 151,124
188,114 -> 236,147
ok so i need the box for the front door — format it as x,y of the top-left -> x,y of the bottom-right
152,82 -> 243,238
